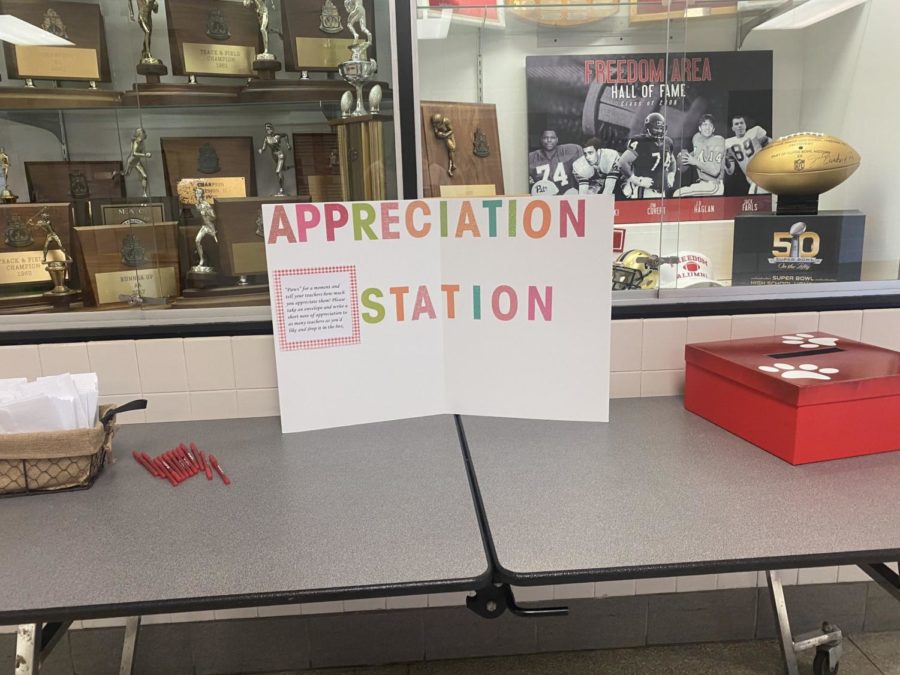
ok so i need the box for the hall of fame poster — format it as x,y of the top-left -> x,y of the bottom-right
526,51 -> 773,224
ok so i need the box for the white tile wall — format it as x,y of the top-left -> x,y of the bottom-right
185,337 -> 236,391
87,341 -> 140,395
635,578 -> 677,595
385,595 -> 429,609
642,318 -> 687,371
818,310 -> 863,340
731,313 -> 776,339
190,390 -> 238,421
38,343 -> 90,376
610,371 -> 641,399
144,392 -> 191,423
610,320 -> 643,372
257,604 -> 303,618
640,369 -> 685,397
716,572 -> 758,589
861,308 -> 900,350
797,567 -> 840,585
232,336 -> 278,389
686,316 -> 732,344
676,575 -> 718,592
0,344 -> 41,379
512,585 -> 554,602
237,388 -> 280,418
136,339 -> 188,393
595,579 -> 636,598
773,312 -> 820,336
343,598 -> 387,612
300,601 -> 344,615
553,583 -> 594,600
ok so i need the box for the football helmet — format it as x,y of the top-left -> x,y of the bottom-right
645,112 -> 667,141
530,179 -> 559,196
612,249 -> 660,291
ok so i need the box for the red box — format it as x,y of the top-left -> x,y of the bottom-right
684,332 -> 900,465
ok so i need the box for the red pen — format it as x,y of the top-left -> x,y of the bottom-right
208,455 -> 231,485
190,442 -> 205,471
165,451 -> 188,480
198,449 -> 213,480
176,446 -> 196,475
139,452 -> 162,478
182,443 -> 199,471
155,456 -> 180,486
178,443 -> 195,470
132,451 -> 157,477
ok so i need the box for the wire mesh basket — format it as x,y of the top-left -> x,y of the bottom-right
0,400 -> 146,497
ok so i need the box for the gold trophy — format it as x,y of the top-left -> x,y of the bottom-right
244,0 -> 281,79
338,0 -> 378,117
191,186 -> 219,277
0,148 -> 19,204
129,0 -> 168,81
36,210 -> 76,299
258,123 -> 292,196
113,128 -> 153,198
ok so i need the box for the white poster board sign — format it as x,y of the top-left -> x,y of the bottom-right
263,195 -> 613,433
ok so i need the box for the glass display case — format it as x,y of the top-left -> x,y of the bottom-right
0,0 -> 898,334
414,0 -> 899,311
0,0 -> 396,322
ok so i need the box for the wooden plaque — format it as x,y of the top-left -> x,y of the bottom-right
0,203 -> 73,292
293,132 -> 342,202
0,0 -> 111,82
88,198 -> 172,226
629,0 -> 737,23
420,101 -> 505,199
165,0 -> 259,78
282,0 -> 376,72
74,222 -> 180,306
25,161 -> 123,204
215,195 -> 301,278
161,137 -> 256,201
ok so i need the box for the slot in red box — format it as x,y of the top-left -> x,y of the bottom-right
684,332 -> 900,465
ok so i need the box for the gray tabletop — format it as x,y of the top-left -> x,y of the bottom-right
462,397 -> 900,583
0,415 -> 489,623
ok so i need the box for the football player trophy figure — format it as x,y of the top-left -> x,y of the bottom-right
191,187 -> 218,275
129,0 -> 168,81
338,0 -> 378,117
0,148 -> 18,203
244,0 -> 281,77
114,128 -> 152,199
34,210 -> 76,298
258,123 -> 292,196
431,114 -> 457,177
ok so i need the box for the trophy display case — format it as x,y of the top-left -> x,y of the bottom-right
0,0 -> 397,322
416,1 -> 900,306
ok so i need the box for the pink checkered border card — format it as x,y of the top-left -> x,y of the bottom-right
272,266 -> 361,351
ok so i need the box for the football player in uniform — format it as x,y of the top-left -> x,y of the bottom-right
572,137 -> 620,195
725,115 -> 771,194
617,112 -> 676,199
674,114 -> 726,197
528,129 -> 583,196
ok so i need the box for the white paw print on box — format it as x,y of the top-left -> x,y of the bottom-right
782,333 -> 839,349
758,363 -> 840,381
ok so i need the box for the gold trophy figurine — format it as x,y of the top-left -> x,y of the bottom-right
129,0 -> 168,78
34,210 -> 76,298
114,128 -> 152,199
259,123 -> 292,196
192,187 -> 218,274
244,0 -> 281,76
431,114 -> 457,177
0,147 -> 19,204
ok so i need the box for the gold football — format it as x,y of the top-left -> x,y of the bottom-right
746,132 -> 860,196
